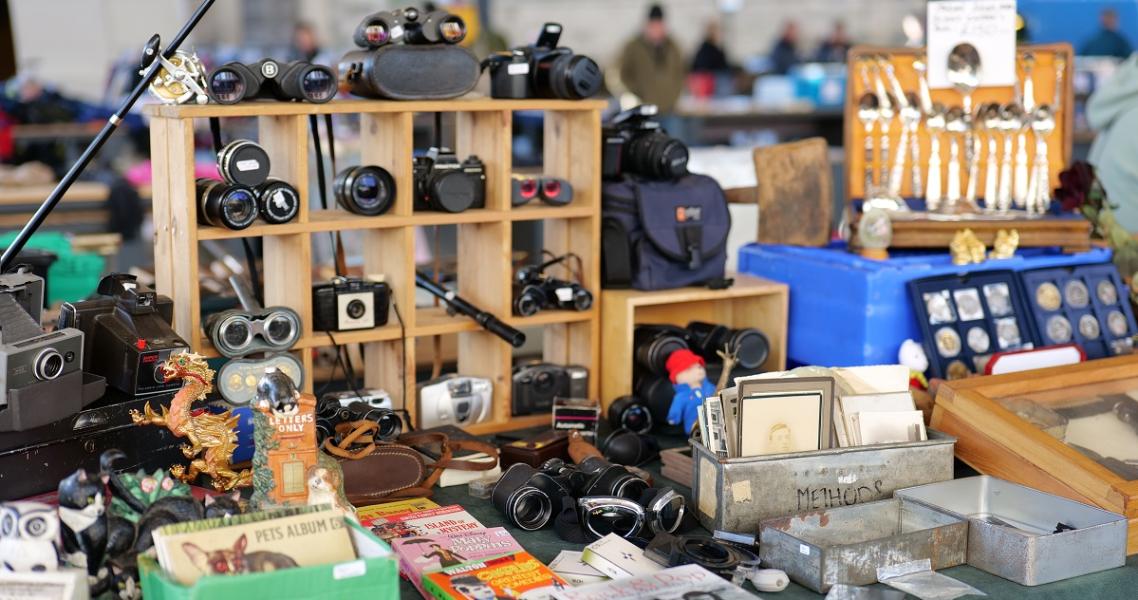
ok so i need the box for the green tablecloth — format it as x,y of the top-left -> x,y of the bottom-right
396,437 -> 1138,599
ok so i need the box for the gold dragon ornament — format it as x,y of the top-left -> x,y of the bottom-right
130,352 -> 252,491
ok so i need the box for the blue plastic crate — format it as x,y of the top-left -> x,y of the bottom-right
737,243 -> 1114,367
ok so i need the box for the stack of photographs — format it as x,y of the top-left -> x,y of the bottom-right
909,270 -> 1036,379
1020,264 -> 1138,359
699,376 -> 836,459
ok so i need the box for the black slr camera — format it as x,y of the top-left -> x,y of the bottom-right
58,274 -> 189,396
492,457 -> 648,530
484,23 -> 602,100
512,363 -> 588,416
312,276 -> 391,331
315,393 -> 402,446
513,254 -> 593,317
206,59 -> 336,105
602,105 -> 689,180
413,147 -> 486,213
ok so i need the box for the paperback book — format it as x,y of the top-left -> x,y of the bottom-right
356,497 -> 440,522
362,504 -> 483,543
423,551 -> 568,600
392,527 -> 522,598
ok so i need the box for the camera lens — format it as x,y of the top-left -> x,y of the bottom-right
613,474 -> 649,500
208,67 -> 249,104
621,405 -> 652,435
255,179 -> 300,224
726,328 -> 770,370
346,299 -> 367,320
542,53 -> 602,100
628,131 -> 689,180
197,179 -> 259,230
335,165 -> 395,216
264,312 -> 298,346
455,399 -> 471,423
573,288 -> 593,311
427,171 -> 478,213
34,349 -> 64,381
217,140 -> 271,187
633,325 -> 688,375
513,286 -> 543,317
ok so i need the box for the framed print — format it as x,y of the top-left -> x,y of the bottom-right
737,376 -> 835,457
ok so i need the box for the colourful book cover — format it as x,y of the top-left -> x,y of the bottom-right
392,527 -> 522,598
423,551 -> 568,600
356,497 -> 441,522
363,504 -> 483,543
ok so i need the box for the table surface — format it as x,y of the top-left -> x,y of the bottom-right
401,435 -> 1138,599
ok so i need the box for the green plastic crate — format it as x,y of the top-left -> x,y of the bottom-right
0,231 -> 105,304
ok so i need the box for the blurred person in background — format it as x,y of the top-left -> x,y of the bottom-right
291,22 -> 324,63
769,21 -> 800,75
1082,8 -> 1133,59
692,21 -> 729,74
815,21 -> 851,63
618,3 -> 686,113
1087,54 -> 1138,230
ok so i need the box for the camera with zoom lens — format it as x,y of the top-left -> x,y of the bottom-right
335,165 -> 395,216
206,59 -> 336,105
312,276 -> 391,331
413,148 -> 486,213
315,392 -> 402,446
483,23 -> 602,100
58,273 -> 188,397
418,375 -> 492,429
513,255 -> 593,317
198,140 -> 300,229
512,363 -> 588,416
491,456 -> 648,531
341,6 -> 479,100
602,105 -> 689,181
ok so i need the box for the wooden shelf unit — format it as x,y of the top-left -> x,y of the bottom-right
598,274 -> 789,410
146,97 -> 605,434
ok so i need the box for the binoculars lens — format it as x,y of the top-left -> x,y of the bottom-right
264,313 -> 297,345
541,179 -> 561,199
209,69 -> 247,104
364,23 -> 390,46
220,318 -> 251,348
511,488 -> 552,530
439,18 -> 465,43
301,68 -> 337,102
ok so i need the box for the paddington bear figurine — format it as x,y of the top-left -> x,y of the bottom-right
666,348 -> 716,434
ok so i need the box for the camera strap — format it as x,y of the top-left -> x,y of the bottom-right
309,114 -> 348,277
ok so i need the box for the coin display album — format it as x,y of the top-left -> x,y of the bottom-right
1020,264 -> 1137,359
909,270 -> 1036,379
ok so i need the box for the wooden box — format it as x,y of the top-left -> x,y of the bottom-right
932,355 -> 1138,553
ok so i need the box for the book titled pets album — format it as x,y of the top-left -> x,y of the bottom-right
152,508 -> 356,585
423,551 -> 568,600
363,504 -> 483,543
392,527 -> 523,598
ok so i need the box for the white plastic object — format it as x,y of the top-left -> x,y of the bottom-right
750,568 -> 789,592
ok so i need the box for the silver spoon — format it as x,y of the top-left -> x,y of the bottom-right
945,106 -> 968,212
981,103 -> 1002,209
998,103 -> 1022,212
925,102 -> 947,211
905,91 -> 923,196
1030,105 -> 1056,214
857,91 -> 880,197
948,43 -> 981,175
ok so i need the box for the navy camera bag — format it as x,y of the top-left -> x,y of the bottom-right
601,174 -> 730,290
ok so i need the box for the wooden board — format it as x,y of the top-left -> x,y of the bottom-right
857,213 -> 1093,253
932,355 -> 1138,553
752,137 -> 832,246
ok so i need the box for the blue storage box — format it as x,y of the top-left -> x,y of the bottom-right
737,243 -> 1113,367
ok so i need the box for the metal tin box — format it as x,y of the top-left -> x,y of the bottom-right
691,432 -> 955,533
896,476 -> 1128,585
759,498 -> 968,593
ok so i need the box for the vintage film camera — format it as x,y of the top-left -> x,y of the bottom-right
512,363 -> 588,416
483,23 -> 602,100
413,147 -> 486,213
340,6 -> 478,100
312,276 -> 391,331
513,253 -> 593,317
0,268 -> 91,431
601,104 -> 689,180
206,59 -> 336,104
418,375 -> 492,429
58,273 -> 188,397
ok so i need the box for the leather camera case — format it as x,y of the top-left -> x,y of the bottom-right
499,429 -> 570,468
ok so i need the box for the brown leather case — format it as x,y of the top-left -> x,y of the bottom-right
499,430 -> 570,468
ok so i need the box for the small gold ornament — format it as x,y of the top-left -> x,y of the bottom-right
989,229 -> 1019,260
950,229 -> 986,265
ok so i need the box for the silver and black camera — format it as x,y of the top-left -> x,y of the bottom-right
418,375 -> 492,428
58,273 -> 187,397
483,23 -> 602,100
413,147 -> 486,213
0,268 -> 89,431
323,387 -> 393,411
312,276 -> 391,331
511,363 -> 588,416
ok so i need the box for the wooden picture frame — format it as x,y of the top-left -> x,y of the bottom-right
932,355 -> 1138,554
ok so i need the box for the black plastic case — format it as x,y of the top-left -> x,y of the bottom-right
909,270 -> 1038,379
1019,264 -> 1137,359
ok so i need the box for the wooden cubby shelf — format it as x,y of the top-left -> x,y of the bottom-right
147,97 -> 604,434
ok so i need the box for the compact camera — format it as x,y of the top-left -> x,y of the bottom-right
513,256 -> 593,317
58,273 -> 188,396
418,375 -> 492,429
334,165 -> 395,216
484,23 -> 602,100
323,388 -> 393,411
491,456 -> 648,531
413,148 -> 486,213
602,105 -> 689,181
316,392 -> 402,445
0,269 -> 85,414
512,363 -> 588,416
312,277 -> 391,331
206,59 -> 336,105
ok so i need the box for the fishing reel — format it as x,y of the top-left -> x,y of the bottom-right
140,34 -> 209,105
